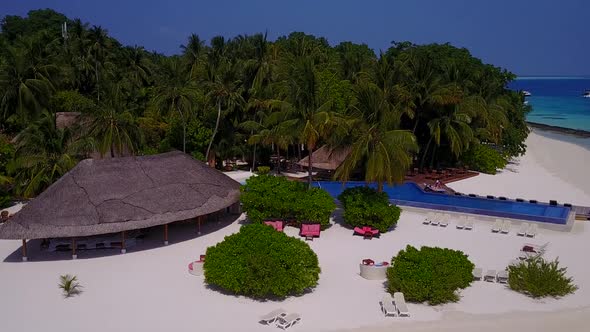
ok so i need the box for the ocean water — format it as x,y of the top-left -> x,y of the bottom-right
508,77 -> 590,132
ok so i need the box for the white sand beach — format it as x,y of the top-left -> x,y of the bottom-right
1,128 -> 590,332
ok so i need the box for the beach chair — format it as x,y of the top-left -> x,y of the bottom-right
465,217 -> 474,230
472,267 -> 483,280
259,308 -> 287,325
393,292 -> 410,317
276,313 -> 301,329
430,213 -> 440,226
500,220 -> 511,234
491,219 -> 502,233
300,223 -> 321,241
496,270 -> 509,283
456,216 -> 465,229
526,224 -> 538,238
439,214 -> 449,227
484,269 -> 497,282
380,293 -> 397,317
423,212 -> 433,225
517,223 -> 528,236
519,243 -> 548,260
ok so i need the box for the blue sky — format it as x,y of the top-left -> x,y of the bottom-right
1,0 -> 589,76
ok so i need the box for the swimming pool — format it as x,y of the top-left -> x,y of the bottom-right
314,181 -> 571,225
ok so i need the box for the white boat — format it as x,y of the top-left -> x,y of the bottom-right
523,90 -> 532,97
583,90 -> 590,98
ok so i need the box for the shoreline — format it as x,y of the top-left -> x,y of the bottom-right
526,121 -> 590,138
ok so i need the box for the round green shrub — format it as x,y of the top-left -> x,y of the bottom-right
508,257 -> 577,298
460,143 -> 507,174
204,224 -> 321,299
338,186 -> 401,232
240,175 -> 335,227
387,245 -> 474,305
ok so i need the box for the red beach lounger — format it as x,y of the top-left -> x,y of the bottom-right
300,223 -> 321,240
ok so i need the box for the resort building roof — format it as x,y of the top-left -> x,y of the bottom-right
0,151 -> 240,240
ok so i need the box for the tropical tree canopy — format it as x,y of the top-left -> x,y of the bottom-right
0,9 -> 530,199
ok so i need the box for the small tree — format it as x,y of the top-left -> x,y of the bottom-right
338,186 -> 401,232
59,274 -> 82,298
204,224 -> 320,298
387,245 -> 474,305
508,257 -> 577,298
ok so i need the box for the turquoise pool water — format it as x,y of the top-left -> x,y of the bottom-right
315,182 -> 570,225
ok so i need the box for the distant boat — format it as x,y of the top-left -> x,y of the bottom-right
583,90 -> 590,98
523,90 -> 532,97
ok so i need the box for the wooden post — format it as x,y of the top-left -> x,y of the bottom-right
121,231 -> 126,254
21,239 -> 27,262
72,238 -> 77,259
197,216 -> 202,235
164,224 -> 169,245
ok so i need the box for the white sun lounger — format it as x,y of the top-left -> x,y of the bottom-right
423,212 -> 434,225
500,220 -> 511,234
276,313 -> 301,329
526,224 -> 538,238
496,270 -> 509,283
393,292 -> 410,317
439,214 -> 449,227
465,217 -> 474,230
259,308 -> 287,325
517,223 -> 528,236
519,242 -> 548,259
484,269 -> 497,282
380,293 -> 397,317
430,213 -> 440,226
491,219 -> 502,233
472,267 -> 483,280
456,216 -> 466,229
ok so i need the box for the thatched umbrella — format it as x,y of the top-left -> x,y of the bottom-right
0,151 -> 240,260
298,145 -> 351,171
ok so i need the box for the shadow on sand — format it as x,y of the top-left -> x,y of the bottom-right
2,213 -> 241,263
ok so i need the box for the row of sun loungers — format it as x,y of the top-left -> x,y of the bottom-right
380,292 -> 410,317
472,267 -> 509,283
259,309 -> 301,329
516,223 -> 538,237
48,238 -> 137,251
423,213 -> 473,230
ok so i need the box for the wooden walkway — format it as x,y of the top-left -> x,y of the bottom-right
405,169 -> 479,195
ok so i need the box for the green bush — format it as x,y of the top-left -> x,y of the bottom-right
204,224 -> 320,298
257,166 -> 270,174
460,143 -> 507,174
240,175 -> 335,227
58,274 -> 83,298
387,245 -> 474,305
338,186 -> 401,232
508,257 -> 577,298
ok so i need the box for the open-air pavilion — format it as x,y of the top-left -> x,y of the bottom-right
0,151 -> 241,261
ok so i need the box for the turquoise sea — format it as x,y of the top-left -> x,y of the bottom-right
508,77 -> 590,132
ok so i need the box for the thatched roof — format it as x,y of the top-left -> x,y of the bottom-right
298,145 -> 351,171
0,151 -> 240,239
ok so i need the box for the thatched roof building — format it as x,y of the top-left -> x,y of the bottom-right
0,151 -> 240,240
298,145 -> 351,171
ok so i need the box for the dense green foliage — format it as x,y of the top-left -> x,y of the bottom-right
204,224 -> 320,298
338,186 -> 401,232
0,134 -> 14,207
508,257 -> 577,298
240,175 -> 335,226
0,9 -> 530,200
460,143 -> 508,174
387,245 -> 474,305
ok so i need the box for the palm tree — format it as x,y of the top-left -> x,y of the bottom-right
7,111 -> 80,198
181,34 -> 205,80
84,85 -> 142,158
0,38 -> 57,126
87,25 -> 111,101
152,57 -> 199,153
284,57 -> 340,187
335,82 -> 418,192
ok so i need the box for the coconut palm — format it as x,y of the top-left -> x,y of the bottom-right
152,57 -> 199,153
84,85 -> 142,158
181,33 -> 205,80
7,111 -> 80,198
336,82 -> 418,192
